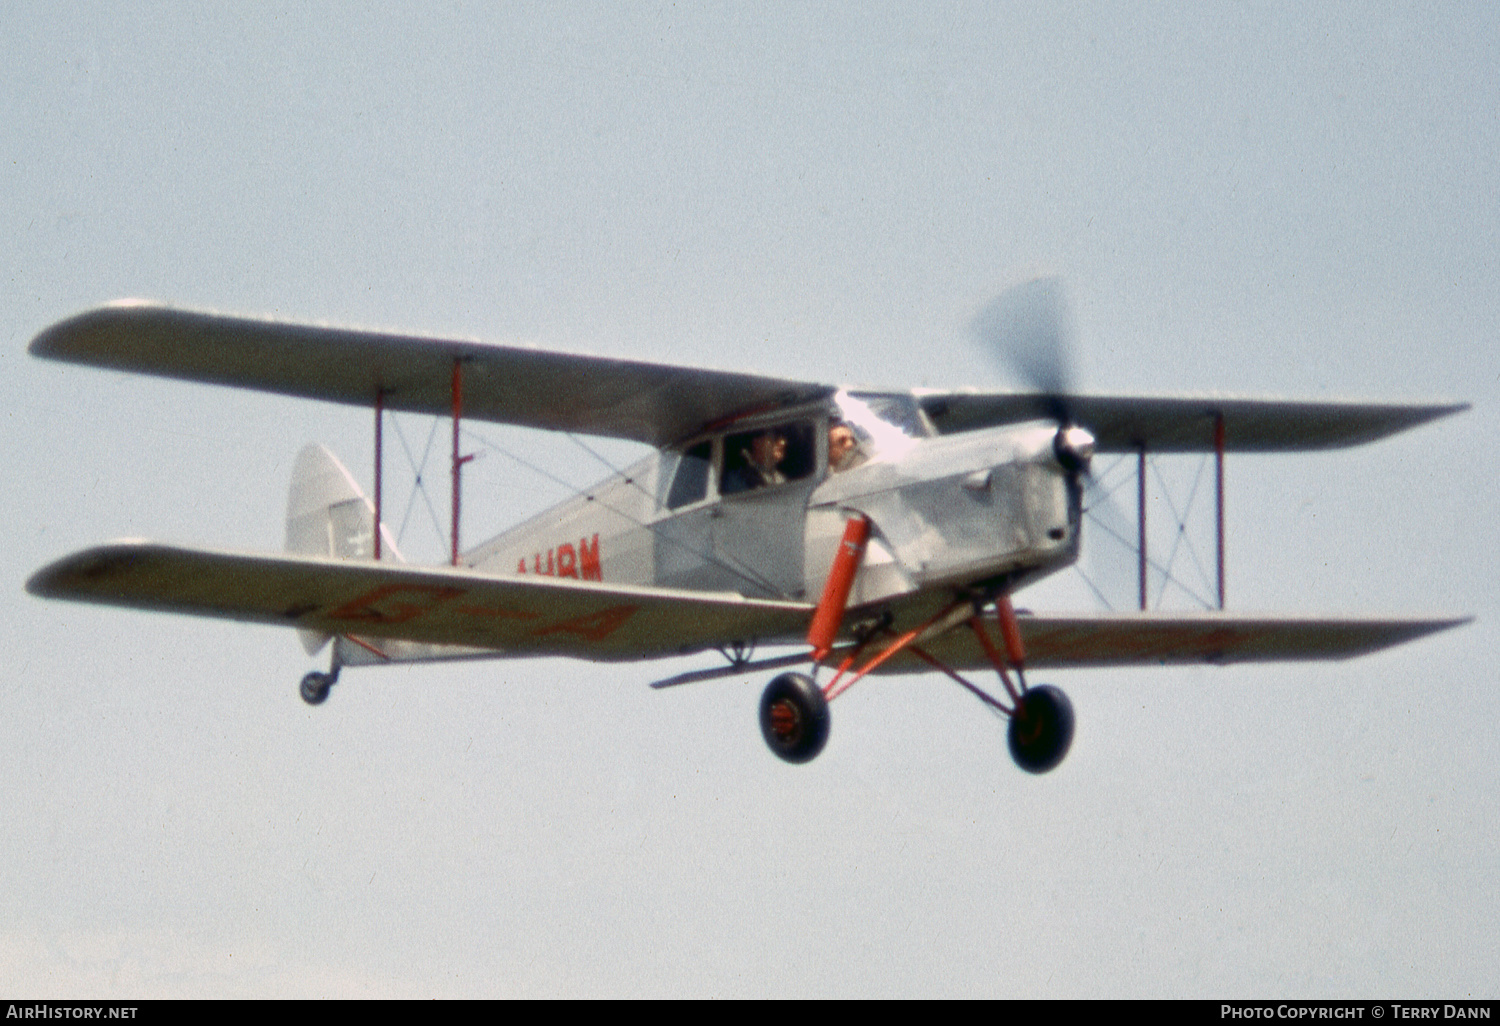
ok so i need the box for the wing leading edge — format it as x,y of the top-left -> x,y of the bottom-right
26,542 -> 814,661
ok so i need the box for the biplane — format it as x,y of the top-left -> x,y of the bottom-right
25,286 -> 1470,772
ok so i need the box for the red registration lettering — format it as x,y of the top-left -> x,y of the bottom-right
579,534 -> 601,581
518,536 -> 601,581
532,603 -> 637,642
329,584 -> 464,624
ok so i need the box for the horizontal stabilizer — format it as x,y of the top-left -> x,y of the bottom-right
27,542 -> 813,661
890,610 -> 1470,672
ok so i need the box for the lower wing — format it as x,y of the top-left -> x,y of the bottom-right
27,542 -> 813,661
891,610 -> 1470,672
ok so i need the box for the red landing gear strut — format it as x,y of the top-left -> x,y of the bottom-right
757,517 -> 1074,772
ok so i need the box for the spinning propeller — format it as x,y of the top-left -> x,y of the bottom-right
970,275 -> 1096,477
971,277 -> 1136,600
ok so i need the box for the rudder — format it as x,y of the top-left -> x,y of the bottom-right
285,443 -> 400,654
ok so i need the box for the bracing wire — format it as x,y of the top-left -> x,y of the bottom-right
1149,454 -> 1216,610
1071,563 -> 1117,612
389,413 -> 448,552
1079,451 -> 1217,611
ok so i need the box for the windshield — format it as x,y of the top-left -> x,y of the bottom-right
832,391 -> 929,463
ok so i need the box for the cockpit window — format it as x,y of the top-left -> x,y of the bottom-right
832,391 -> 928,463
663,440 -> 713,509
721,421 -> 816,495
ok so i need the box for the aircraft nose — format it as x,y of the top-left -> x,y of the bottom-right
1053,424 -> 1096,474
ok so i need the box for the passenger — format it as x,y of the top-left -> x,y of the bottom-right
828,421 -> 866,472
723,429 -> 788,493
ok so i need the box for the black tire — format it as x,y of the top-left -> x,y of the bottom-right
299,672 -> 332,706
1007,684 -> 1074,773
759,672 -> 830,764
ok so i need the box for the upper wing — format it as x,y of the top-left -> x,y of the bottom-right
917,391 -> 1469,451
31,302 -> 1465,451
26,542 -> 813,660
882,611 -> 1470,672
29,302 -> 832,447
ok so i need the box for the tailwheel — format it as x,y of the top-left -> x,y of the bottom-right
759,672 -> 830,764
1007,684 -> 1074,773
299,669 -> 338,706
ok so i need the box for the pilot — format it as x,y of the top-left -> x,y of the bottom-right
828,421 -> 866,473
724,429 -> 788,493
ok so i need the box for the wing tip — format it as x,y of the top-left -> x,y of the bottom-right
26,540 -> 158,597
29,301 -> 162,359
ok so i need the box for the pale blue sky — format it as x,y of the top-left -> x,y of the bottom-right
3,2 -> 1496,997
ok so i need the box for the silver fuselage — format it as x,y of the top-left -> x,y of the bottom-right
462,393 -> 1081,639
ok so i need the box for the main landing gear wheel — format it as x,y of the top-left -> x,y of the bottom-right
299,670 -> 338,706
759,672 -> 830,764
1007,684 -> 1074,774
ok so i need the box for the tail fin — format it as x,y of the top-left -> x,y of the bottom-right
285,443 -> 400,654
